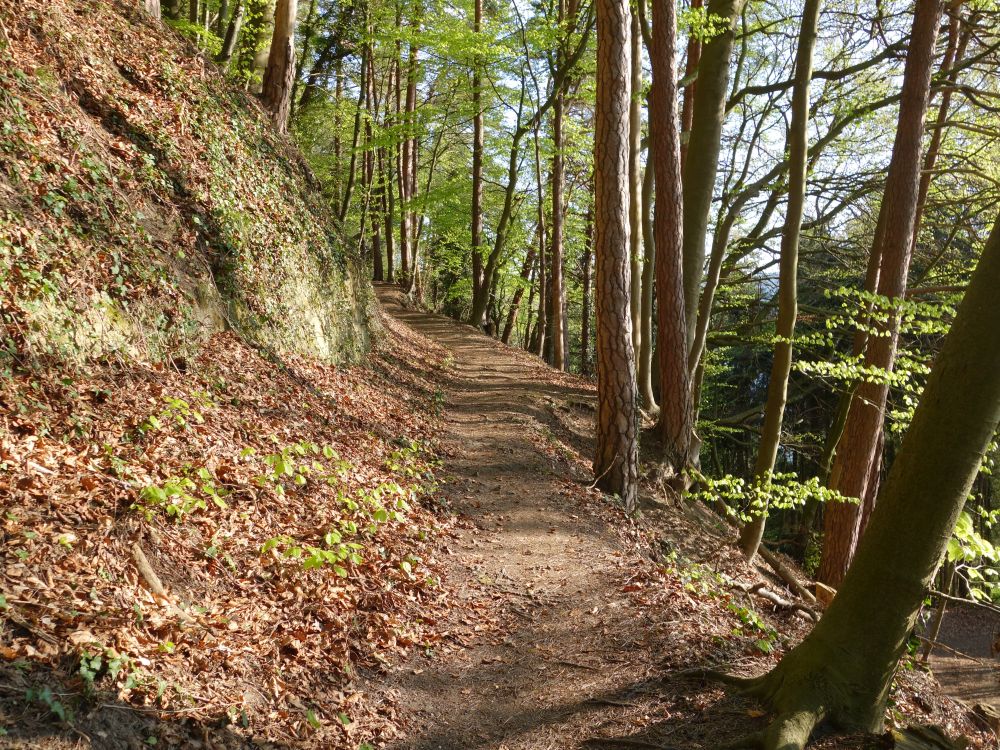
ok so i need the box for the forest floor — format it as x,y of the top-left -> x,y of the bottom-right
368,284 -> 993,750
1,283 -> 993,749
928,606 -> 1000,714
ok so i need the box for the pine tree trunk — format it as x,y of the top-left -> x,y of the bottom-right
650,0 -> 692,478
593,0 -> 639,510
818,0 -> 943,587
737,0 -> 821,560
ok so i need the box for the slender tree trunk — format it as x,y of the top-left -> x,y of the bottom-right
638,163 -> 656,409
471,0 -> 485,303
742,212 -> 1000,748
593,0 -> 639,510
339,38 -> 370,222
145,0 -> 161,20
189,0 -> 198,24
260,0 -> 297,133
650,0 -> 693,478
532,121 -> 548,355
681,0 -> 746,343
679,0 -> 702,169
580,203 -> 594,376
818,0 -> 944,587
215,0 -> 229,35
216,0 -> 244,68
502,249 -> 537,345
402,7 -> 421,296
737,0 -> 822,560
380,146 -> 396,282
628,8 -> 643,354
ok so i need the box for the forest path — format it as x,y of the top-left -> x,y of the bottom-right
370,284 -> 664,750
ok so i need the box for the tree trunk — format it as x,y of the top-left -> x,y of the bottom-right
339,38 -> 370,222
502,249 -> 537,345
581,203 -> 594,376
402,6 -> 422,298
189,0 -> 198,24
818,0 -> 944,587
681,0 -> 746,344
144,0 -> 161,20
650,0 -> 693,478
739,211 -> 1000,748
215,0 -> 229,35
260,0 -> 296,133
215,0 -> 244,68
638,160 -> 656,409
628,8 -> 643,355
593,0 -> 639,510
164,0 -> 180,20
737,0 -> 821,560
679,0 -> 702,170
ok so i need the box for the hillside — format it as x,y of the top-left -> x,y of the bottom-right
0,1 -> 455,746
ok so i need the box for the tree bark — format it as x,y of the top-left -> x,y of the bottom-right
260,0 -> 296,133
638,162 -> 656,409
628,8 -> 643,355
215,0 -> 244,69
741,211 -> 1000,748
581,203 -> 594,375
189,0 -> 198,24
593,0 -> 639,510
737,0 -> 821,560
818,0 -> 944,587
144,0 -> 161,20
550,82 -> 567,367
679,0 -> 702,170
650,0 -> 693,478
681,0 -> 746,344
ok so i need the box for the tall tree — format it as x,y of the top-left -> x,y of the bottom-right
818,0 -> 945,586
737,0 -> 822,560
593,0 -> 639,510
727,211 -> 1000,749
261,0 -> 297,133
681,0 -> 746,342
216,1 -> 244,69
627,9 -> 643,356
650,0 -> 693,478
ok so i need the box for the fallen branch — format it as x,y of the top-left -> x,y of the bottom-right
736,582 -> 819,622
131,542 -> 194,624
756,545 -> 818,606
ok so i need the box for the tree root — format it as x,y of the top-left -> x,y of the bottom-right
673,666 -> 763,691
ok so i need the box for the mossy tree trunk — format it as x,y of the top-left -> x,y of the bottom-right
735,211 -> 1000,749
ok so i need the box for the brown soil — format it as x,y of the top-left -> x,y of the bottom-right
927,605 -> 1000,715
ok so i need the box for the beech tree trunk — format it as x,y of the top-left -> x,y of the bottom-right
550,83 -> 567,367
650,0 -> 693,478
679,0 -> 702,169
740,211 -> 1000,749
593,0 -> 639,510
216,1 -> 244,68
144,0 -> 161,20
818,0 -> 943,587
681,0 -> 746,343
260,0 -> 297,133
738,0 -> 821,560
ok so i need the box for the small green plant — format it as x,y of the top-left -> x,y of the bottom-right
727,602 -> 779,654
25,685 -> 72,723
261,533 -> 364,577
135,465 -> 228,521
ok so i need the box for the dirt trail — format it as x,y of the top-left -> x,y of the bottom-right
367,285 -> 991,750
371,285 -> 670,749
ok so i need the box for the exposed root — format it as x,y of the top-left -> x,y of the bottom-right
672,666 -> 764,691
717,731 -> 766,749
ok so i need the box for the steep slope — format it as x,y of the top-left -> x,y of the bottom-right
1,0 -> 369,368
0,2 -> 459,748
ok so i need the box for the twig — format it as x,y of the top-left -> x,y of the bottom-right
928,588 -> 1000,617
915,636 -> 997,667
